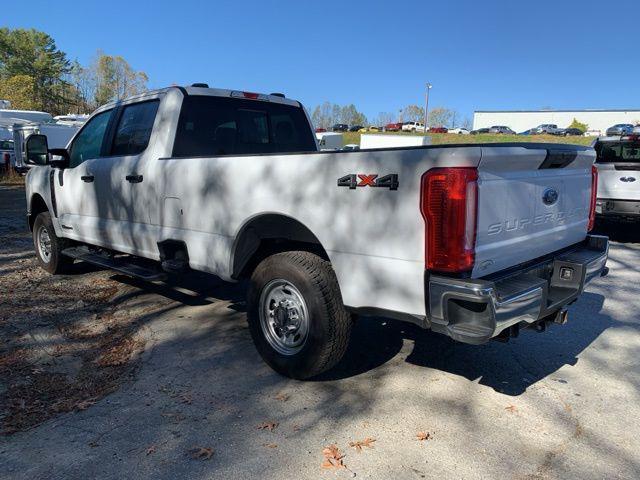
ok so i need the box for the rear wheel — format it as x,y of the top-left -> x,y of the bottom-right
33,211 -> 73,274
247,251 -> 351,379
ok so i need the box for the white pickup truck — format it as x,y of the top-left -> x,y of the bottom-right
594,134 -> 640,222
23,85 -> 609,379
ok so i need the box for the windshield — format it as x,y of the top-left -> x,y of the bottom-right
596,141 -> 640,164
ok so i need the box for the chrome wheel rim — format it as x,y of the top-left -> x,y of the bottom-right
259,279 -> 309,356
37,225 -> 52,263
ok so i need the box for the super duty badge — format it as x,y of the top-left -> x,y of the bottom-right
337,174 -> 399,190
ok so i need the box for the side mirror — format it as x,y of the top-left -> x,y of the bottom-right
25,134 -> 49,166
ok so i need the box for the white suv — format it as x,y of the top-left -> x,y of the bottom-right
402,121 -> 425,132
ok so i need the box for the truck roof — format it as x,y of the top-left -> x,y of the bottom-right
97,85 -> 301,111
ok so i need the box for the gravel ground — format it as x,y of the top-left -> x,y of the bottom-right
0,184 -> 639,479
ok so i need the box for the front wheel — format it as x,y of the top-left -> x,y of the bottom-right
33,211 -> 74,274
247,251 -> 352,379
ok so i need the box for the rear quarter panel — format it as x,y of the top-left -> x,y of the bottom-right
156,147 -> 481,316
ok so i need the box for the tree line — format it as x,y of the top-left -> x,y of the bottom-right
0,28 -> 148,115
311,101 -> 471,129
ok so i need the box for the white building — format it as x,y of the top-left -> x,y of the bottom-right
473,109 -> 640,134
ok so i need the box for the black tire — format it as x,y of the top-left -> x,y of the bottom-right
247,251 -> 351,379
32,211 -> 74,274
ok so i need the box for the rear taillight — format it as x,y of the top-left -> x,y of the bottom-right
588,164 -> 598,231
420,167 -> 478,273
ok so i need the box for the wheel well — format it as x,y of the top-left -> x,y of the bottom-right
232,214 -> 329,280
29,194 -> 48,231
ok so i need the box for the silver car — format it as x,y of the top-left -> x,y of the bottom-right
605,123 -> 634,136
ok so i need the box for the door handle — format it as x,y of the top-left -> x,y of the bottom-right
126,174 -> 143,183
81,175 -> 94,183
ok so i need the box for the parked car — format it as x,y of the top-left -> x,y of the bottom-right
23,84 -> 608,380
448,127 -> 470,135
348,125 -> 363,132
402,121 -> 425,132
428,126 -> 448,134
584,129 -> 602,137
470,128 -> 490,135
605,124 -> 634,137
533,124 -> 561,135
594,134 -> 640,222
0,139 -> 14,171
562,128 -> 584,136
489,126 -> 515,135
332,124 -> 348,132
315,127 -> 326,133
518,129 -> 535,135
384,122 -> 402,132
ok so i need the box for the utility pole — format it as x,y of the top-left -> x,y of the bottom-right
424,83 -> 432,131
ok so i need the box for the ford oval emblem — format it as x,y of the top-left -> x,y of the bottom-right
542,188 -> 559,205
620,176 -> 636,183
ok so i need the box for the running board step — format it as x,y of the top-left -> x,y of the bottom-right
62,247 -> 167,281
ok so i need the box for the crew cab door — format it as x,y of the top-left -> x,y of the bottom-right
90,98 -> 161,256
53,108 -> 114,244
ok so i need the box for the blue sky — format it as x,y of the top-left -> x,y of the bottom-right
6,0 -> 637,123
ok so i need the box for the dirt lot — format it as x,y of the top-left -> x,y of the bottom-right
1,184 -> 639,479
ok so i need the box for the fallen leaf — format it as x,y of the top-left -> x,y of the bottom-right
274,392 -> 289,402
263,443 -> 278,449
145,445 -> 157,455
189,446 -> 214,460
349,437 -> 376,452
321,444 -> 346,470
179,393 -> 193,405
257,421 -> 278,431
75,399 -> 96,411
416,431 -> 432,441
505,405 -> 518,413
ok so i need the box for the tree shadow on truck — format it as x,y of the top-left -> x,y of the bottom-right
319,292 -> 611,396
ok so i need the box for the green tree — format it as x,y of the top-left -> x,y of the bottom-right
0,28 -> 71,114
0,74 -> 38,110
568,118 -> 588,132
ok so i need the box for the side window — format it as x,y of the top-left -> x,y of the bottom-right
110,100 -> 159,156
68,110 -> 112,168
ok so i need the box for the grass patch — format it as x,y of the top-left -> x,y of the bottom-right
0,169 -> 25,185
340,131 -> 594,147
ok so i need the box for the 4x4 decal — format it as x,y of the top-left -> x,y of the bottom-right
337,174 -> 399,190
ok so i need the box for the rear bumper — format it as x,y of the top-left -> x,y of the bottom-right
596,199 -> 640,219
427,235 -> 608,344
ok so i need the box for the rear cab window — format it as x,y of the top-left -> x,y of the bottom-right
172,96 -> 316,157
596,139 -> 640,165
110,100 -> 159,156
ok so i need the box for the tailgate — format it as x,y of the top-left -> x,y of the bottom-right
473,145 -> 594,278
597,163 -> 640,200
